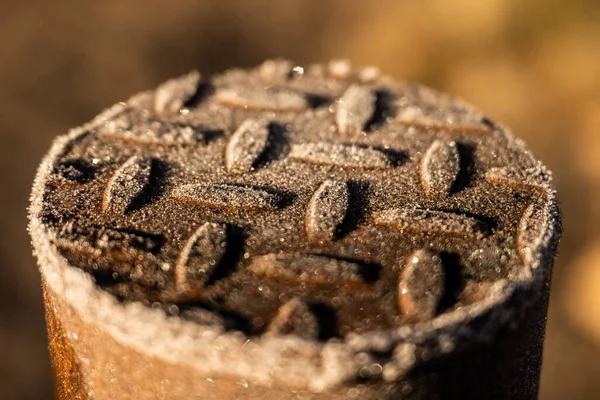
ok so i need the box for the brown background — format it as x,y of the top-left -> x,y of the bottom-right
1,1 -> 600,399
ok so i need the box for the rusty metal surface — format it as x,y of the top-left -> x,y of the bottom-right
1,1 -> 599,399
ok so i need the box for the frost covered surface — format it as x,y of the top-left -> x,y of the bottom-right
102,155 -> 151,214
398,250 -> 445,322
174,222 -> 228,290
420,140 -> 460,198
336,85 -> 376,134
305,180 -> 349,244
249,253 -> 367,287
225,118 -> 270,173
100,112 -> 208,146
172,183 -> 278,211
289,142 -> 391,168
395,84 -> 494,134
485,166 -> 550,195
373,208 -> 488,239
266,298 -> 319,340
28,61 -> 562,395
153,70 -> 201,114
215,86 -> 308,111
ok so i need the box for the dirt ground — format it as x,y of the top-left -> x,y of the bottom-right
1,1 -> 599,399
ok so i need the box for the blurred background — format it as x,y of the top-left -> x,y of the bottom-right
1,1 -> 599,398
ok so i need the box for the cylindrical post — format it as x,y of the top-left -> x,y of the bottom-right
30,60 -> 562,399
